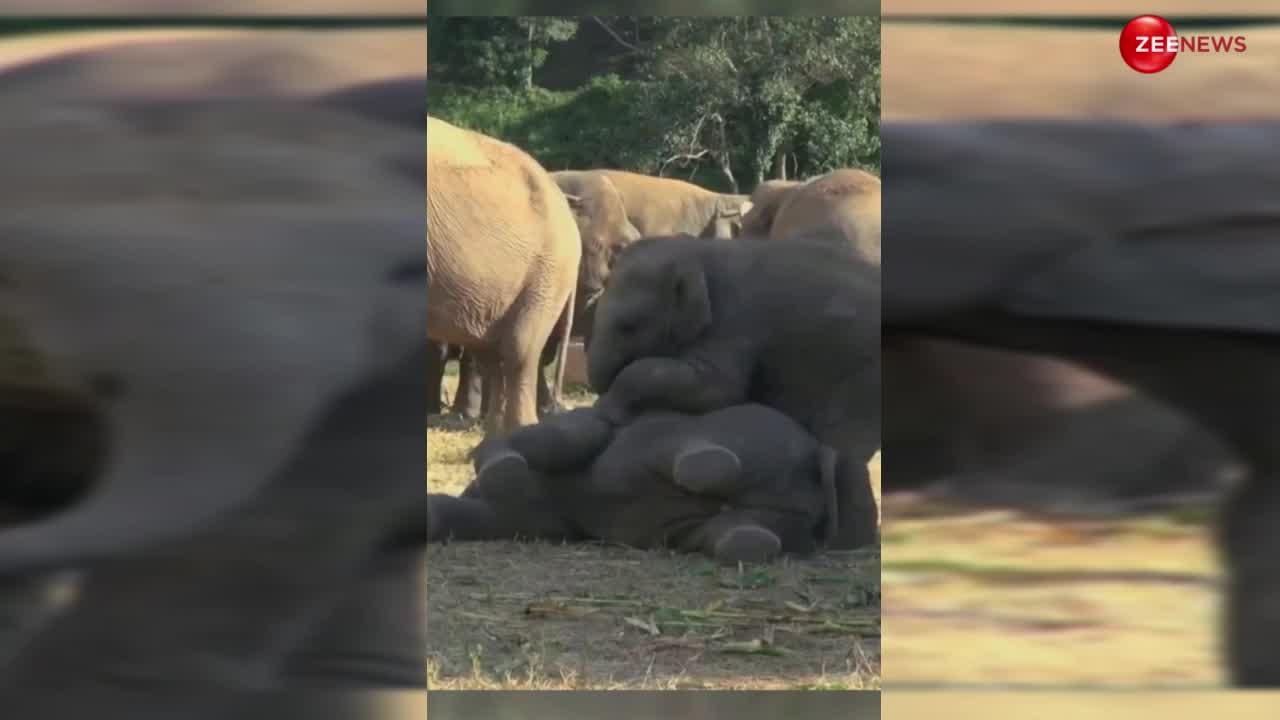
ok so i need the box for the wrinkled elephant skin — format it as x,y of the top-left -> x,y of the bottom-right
427,116 -> 581,435
743,168 -> 881,267
586,233 -> 880,550
428,404 -> 836,564
595,169 -> 752,240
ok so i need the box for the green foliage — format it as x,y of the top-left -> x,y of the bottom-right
429,17 -> 578,90
637,17 -> 880,188
429,76 -> 659,173
429,16 -> 880,193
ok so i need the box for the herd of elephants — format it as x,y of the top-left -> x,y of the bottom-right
0,27 -> 1275,706
427,117 -> 881,554
428,110 -> 1280,686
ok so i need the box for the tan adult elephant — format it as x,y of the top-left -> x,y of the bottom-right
433,172 -> 637,421
593,169 -> 753,239
427,116 -> 581,435
741,168 -> 882,266
552,170 -> 642,342
740,178 -> 801,235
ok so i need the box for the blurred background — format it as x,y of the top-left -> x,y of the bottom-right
879,3 -> 1279,688
0,7 -> 427,714
0,1 -> 420,12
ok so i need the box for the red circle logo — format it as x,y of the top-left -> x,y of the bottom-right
1120,15 -> 1179,73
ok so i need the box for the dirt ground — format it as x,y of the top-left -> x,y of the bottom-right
426,372 -> 881,689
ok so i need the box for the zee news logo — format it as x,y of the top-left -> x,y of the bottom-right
1120,15 -> 1248,74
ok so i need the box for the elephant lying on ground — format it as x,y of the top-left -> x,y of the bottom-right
428,115 -> 581,435
586,232 -> 881,549
595,169 -> 752,239
741,168 -> 881,266
427,404 -> 840,564
882,119 -> 1280,686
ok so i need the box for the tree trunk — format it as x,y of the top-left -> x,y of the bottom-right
773,151 -> 788,180
719,157 -> 739,194
523,23 -> 535,92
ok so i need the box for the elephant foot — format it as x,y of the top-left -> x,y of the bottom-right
673,443 -> 741,494
474,449 -> 531,493
712,525 -> 782,565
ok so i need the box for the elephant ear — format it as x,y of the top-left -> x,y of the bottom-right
817,445 -> 841,546
664,253 -> 712,348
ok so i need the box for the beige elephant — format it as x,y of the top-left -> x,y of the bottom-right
427,116 -> 581,435
741,168 -> 881,266
438,171 -> 644,421
739,178 -> 802,236
552,171 -> 643,339
593,169 -> 753,239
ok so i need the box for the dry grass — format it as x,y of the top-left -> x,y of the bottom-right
882,493 -> 1224,687
427,374 -> 881,690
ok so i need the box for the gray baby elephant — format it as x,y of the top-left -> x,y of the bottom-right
427,404 -> 841,564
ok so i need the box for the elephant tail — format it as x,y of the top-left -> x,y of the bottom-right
550,284 -> 576,407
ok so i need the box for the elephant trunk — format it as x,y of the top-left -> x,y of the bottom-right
586,342 -> 622,395
576,294 -> 600,352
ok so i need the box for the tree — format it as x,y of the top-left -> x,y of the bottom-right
515,17 -> 580,91
428,17 -> 578,90
428,16 -> 881,191
636,17 -> 880,189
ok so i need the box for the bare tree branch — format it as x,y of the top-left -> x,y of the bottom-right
658,150 -> 709,176
591,16 -> 641,53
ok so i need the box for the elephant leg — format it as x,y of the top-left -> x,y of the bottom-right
428,493 -> 498,542
817,375 -> 881,550
473,351 -> 506,438
670,439 -> 742,496
824,454 -> 879,550
536,340 -> 565,418
536,358 -> 555,418
277,546 -> 425,687
683,511 -> 784,565
451,350 -> 483,420
427,492 -> 570,542
473,407 -> 612,479
1221,470 -> 1280,686
497,345 -> 540,434
426,341 -> 447,416
478,353 -> 494,418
